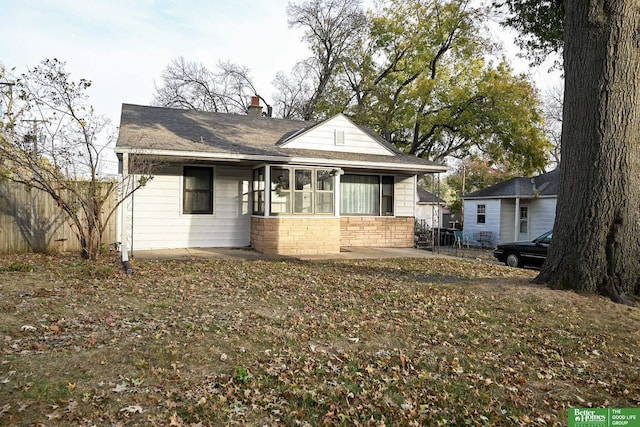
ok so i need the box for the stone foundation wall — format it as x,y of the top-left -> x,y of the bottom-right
251,217 -> 341,255
251,216 -> 414,255
340,216 -> 414,248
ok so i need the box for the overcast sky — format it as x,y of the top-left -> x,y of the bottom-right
1,1 -> 309,126
1,0 -> 561,172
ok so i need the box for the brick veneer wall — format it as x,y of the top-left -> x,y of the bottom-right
340,216 -> 414,248
251,216 -> 341,255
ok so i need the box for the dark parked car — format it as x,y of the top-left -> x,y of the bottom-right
493,230 -> 552,268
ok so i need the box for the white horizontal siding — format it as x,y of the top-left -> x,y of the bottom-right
530,198 -> 556,237
415,204 -> 443,228
282,115 -> 394,156
499,200 -> 516,243
395,175 -> 415,217
463,200 -> 500,246
130,165 -> 251,250
482,197 -> 557,244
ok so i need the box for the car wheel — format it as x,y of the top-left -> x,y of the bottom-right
505,252 -> 522,268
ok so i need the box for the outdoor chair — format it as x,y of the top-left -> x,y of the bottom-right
474,231 -> 493,247
453,230 -> 469,248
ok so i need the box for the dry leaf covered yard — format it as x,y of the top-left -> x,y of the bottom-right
1,254 -> 639,426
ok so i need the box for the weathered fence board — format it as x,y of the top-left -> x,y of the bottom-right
0,182 -> 117,254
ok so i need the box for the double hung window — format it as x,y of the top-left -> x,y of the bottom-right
252,167 -> 265,215
183,166 -> 213,214
271,167 -> 291,214
477,204 -> 486,224
519,206 -> 528,233
315,169 -> 334,214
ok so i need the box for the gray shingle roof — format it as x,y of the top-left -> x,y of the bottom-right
115,104 -> 446,172
464,169 -> 559,199
417,187 -> 446,204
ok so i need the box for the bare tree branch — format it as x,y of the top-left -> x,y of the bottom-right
1,59 -> 154,259
286,0 -> 367,120
153,57 -> 272,116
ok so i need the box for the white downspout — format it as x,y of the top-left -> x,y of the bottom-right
120,152 -> 133,274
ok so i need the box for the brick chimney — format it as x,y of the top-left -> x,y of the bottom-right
248,96 -> 263,117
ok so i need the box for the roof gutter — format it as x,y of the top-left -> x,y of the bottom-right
462,195 -> 557,200
115,147 -> 449,174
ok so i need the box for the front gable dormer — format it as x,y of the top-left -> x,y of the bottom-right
278,114 -> 396,156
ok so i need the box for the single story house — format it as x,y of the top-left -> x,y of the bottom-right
462,169 -> 558,246
415,187 -> 448,229
115,101 -> 447,256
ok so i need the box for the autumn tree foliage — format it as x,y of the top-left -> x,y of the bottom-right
153,0 -> 552,176
286,0 -> 368,121
445,158 -> 520,213
284,0 -> 551,174
492,0 -> 564,65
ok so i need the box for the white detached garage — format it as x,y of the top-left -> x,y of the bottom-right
462,170 -> 558,246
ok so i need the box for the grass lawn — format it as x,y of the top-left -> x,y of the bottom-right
1,254 -> 638,426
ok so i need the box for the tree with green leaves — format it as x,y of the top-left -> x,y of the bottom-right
308,0 -> 551,175
153,0 -> 552,177
0,60 -> 152,259
445,158 -> 520,214
286,0 -> 367,121
496,0 -> 640,303
492,0 -> 563,65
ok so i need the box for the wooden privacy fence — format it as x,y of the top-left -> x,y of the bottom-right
0,182 -> 118,255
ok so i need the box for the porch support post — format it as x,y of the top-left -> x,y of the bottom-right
334,170 -> 341,217
264,165 -> 271,216
514,196 -> 520,241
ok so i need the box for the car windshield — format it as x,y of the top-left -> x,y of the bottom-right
534,231 -> 552,244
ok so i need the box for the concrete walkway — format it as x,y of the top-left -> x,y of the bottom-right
130,246 -> 452,262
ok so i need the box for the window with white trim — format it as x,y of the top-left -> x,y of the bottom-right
183,166 -> 213,214
381,176 -> 394,216
519,206 -> 528,233
269,166 -> 334,215
477,204 -> 486,224
271,167 -> 291,215
340,174 -> 394,216
315,169 -> 334,214
252,167 -> 265,215
294,169 -> 313,213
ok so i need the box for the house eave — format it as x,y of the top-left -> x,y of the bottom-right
462,195 -> 557,200
115,147 -> 448,174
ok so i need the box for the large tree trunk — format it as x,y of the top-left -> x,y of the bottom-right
535,0 -> 640,303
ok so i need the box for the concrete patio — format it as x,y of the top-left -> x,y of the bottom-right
129,246 -> 455,262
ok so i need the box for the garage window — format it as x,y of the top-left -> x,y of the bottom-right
477,204 -> 486,224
